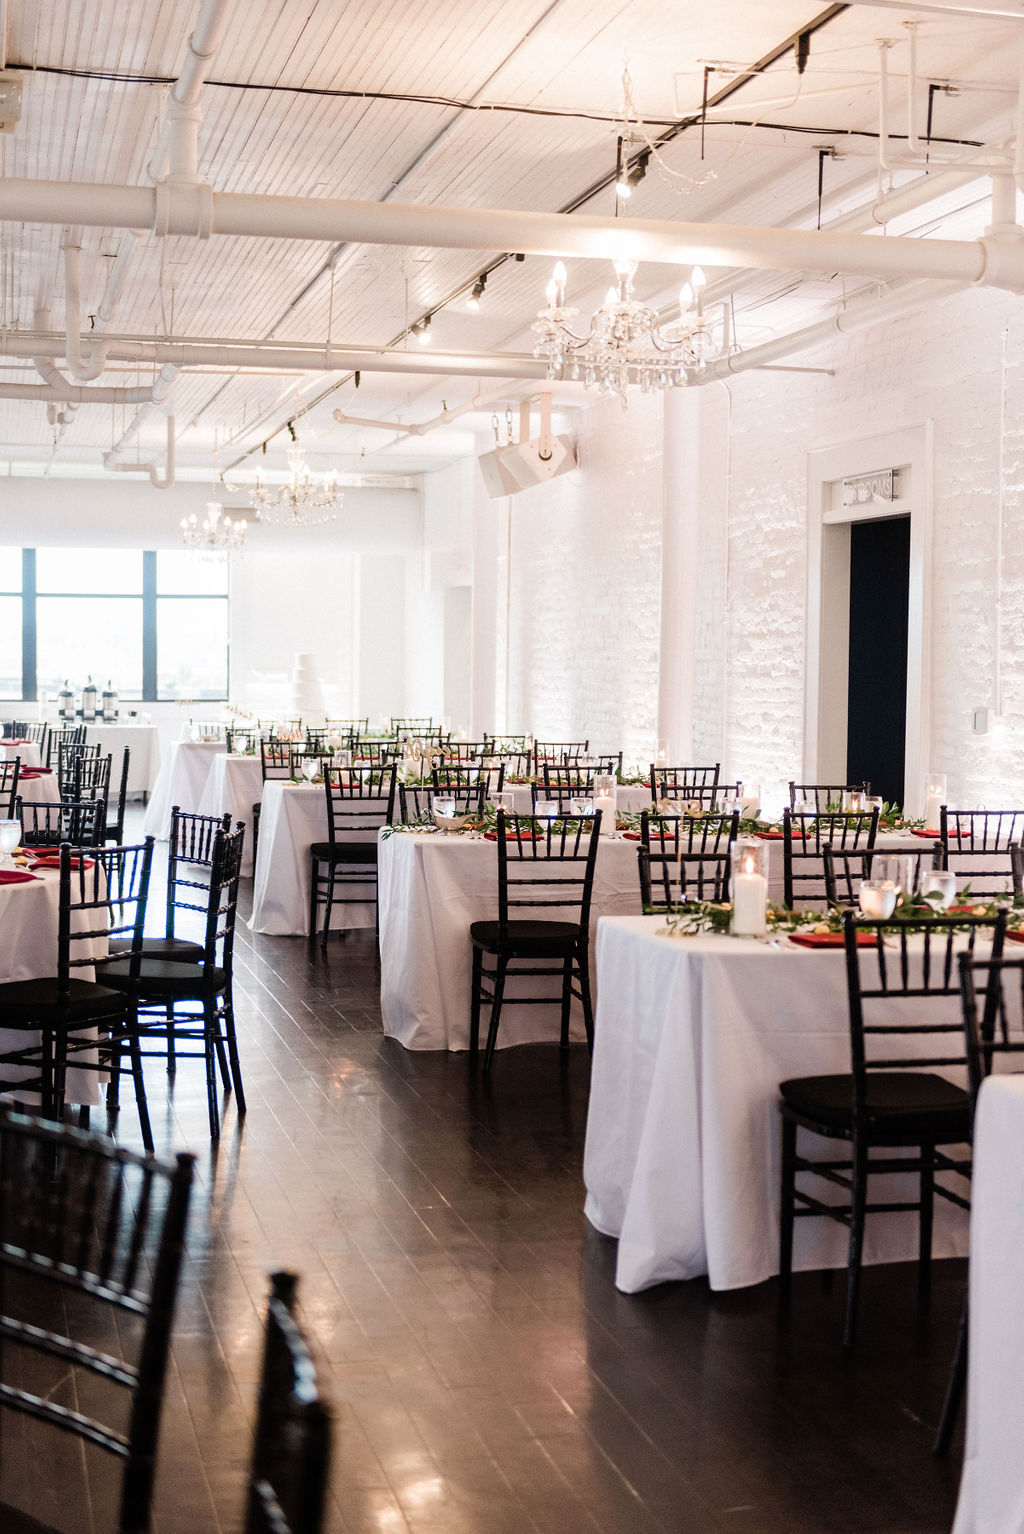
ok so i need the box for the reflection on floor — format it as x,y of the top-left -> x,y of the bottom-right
8,837 -> 968,1533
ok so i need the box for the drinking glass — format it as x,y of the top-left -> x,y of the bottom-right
496,790 -> 515,816
301,757 -> 320,782
921,869 -> 957,909
570,796 -> 595,817
536,799 -> 559,821
433,795 -> 456,821
858,854 -> 903,918
0,818 -> 19,869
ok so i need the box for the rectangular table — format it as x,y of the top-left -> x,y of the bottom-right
199,752 -> 262,876
143,739 -> 226,839
952,1074 -> 1024,1534
82,722 -> 161,796
249,781 -> 378,937
583,915 -> 977,1293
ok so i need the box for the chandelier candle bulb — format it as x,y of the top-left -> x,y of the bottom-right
730,840 -> 769,938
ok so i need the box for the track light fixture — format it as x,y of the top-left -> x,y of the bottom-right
467,275 -> 487,310
412,313 -> 432,344
614,137 -> 650,200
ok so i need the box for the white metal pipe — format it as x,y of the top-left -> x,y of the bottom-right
0,380 -> 166,404
332,411 -> 427,435
104,414 -> 176,488
1,332 -> 546,380
2,177 -> 1019,289
63,245 -> 107,381
905,22 -> 925,157
149,0 -> 236,183
104,364 -> 180,459
697,279 -> 966,383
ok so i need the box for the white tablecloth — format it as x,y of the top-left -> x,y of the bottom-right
199,753 -> 262,876
82,723 -> 161,794
249,781 -> 378,936
0,867 -> 108,1103
143,739 -> 226,839
583,915 -> 975,1293
2,741 -> 42,769
14,770 -> 61,807
952,1074 -> 1024,1534
378,831 -> 643,1050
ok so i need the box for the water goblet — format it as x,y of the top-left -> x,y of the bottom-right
0,818 -> 20,869
301,757 -> 320,783
921,869 -> 957,910
536,798 -> 559,822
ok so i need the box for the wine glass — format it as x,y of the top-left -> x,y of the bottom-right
0,818 -> 20,869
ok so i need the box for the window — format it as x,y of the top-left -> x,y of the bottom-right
1,549 -> 230,702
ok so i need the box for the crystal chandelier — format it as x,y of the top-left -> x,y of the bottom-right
532,259 -> 716,401
179,501 -> 247,556
248,444 -> 342,527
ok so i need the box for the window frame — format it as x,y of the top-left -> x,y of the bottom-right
0,548 -> 230,703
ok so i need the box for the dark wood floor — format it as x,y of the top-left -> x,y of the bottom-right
15,820 -> 971,1533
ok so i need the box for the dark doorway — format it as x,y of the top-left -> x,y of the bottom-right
846,515 -> 910,808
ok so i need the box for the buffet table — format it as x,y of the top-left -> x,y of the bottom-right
583,915 -> 978,1294
143,739 -> 226,838
952,1074 -> 1024,1534
82,721 -> 161,795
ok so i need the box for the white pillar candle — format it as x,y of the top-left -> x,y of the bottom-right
924,793 -> 943,830
732,867 -> 768,936
594,792 -> 616,835
740,795 -> 760,821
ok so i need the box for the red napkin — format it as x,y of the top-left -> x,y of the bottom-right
1005,930 -> 1024,945
30,856 -> 94,870
18,768 -> 52,779
0,870 -> 38,884
484,831 -> 540,842
756,830 -> 803,840
911,828 -> 941,838
789,931 -> 877,948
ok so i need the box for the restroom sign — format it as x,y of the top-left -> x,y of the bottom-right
841,468 -> 896,506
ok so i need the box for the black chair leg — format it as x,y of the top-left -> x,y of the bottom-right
559,957 -> 573,1049
578,947 -> 594,1050
203,997 -> 221,1139
222,993 -> 247,1116
934,1288 -> 969,1456
127,1026 -> 154,1153
308,858 -> 319,942
919,1142 -> 935,1300
779,1116 -> 797,1298
321,865 -> 337,951
843,1138 -> 869,1347
469,948 -> 483,1060
166,1001 -> 176,1074
483,959 -> 508,1072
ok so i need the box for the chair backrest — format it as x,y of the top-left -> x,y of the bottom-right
398,783 -> 433,823
0,757 -> 18,816
56,838 -> 156,1000
479,750 -> 530,780
542,762 -> 618,792
245,1272 -> 332,1534
429,775 -> 487,817
106,745 -> 132,844
261,739 -> 293,781
637,810 -> 740,910
226,727 -> 259,755
439,740 -> 489,763
70,750 -> 112,809
323,766 -> 396,842
783,808 -> 879,909
843,909 -> 1007,1124
392,717 -> 433,739
789,781 -> 871,812
822,844 -> 940,907
46,723 -> 85,766
432,763 -> 485,794
352,740 -> 398,768
196,825 -> 247,980
0,1106 -> 195,1534
649,764 -> 721,801
288,745 -> 332,779
958,949 -> 1024,1111
494,810 -> 601,930
939,809 -> 1024,896
17,795 -> 106,848
166,805 -> 233,940
57,737 -> 101,796
483,733 -> 529,753
534,740 -> 589,770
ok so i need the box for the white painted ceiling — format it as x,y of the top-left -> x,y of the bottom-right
0,0 -> 1021,489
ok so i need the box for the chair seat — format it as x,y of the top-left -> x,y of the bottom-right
95,957 -> 227,996
0,976 -> 127,1021
110,935 -> 206,963
310,841 -> 378,864
779,1071 -> 971,1137
470,919 -> 582,958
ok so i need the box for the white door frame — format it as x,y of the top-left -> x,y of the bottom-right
804,423 -> 933,815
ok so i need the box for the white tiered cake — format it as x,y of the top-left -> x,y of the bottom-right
290,652 -> 324,720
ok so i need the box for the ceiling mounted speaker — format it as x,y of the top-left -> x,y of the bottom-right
476,393 -> 576,499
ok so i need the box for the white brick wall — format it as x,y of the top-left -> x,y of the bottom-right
470,284 -> 1024,810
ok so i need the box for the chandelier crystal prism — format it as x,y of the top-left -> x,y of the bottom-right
179,501 -> 247,556
532,259 -> 717,401
248,444 -> 342,526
